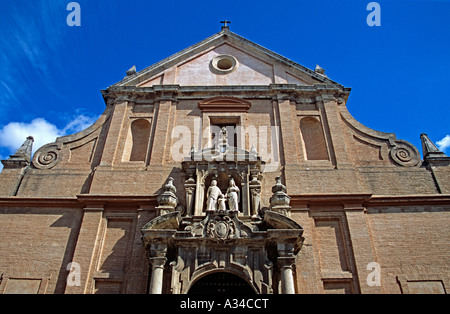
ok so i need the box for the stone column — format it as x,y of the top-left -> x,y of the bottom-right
141,230 -> 176,294
274,238 -> 301,294
149,256 -> 167,294
278,256 -> 296,294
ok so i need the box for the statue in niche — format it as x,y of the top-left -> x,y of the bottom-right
206,179 -> 223,211
226,178 -> 240,212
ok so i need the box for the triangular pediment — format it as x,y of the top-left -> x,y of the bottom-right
111,29 -> 342,88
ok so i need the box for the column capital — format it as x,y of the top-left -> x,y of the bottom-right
149,256 -> 167,269
277,256 -> 296,269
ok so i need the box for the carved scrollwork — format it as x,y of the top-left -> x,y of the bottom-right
390,140 -> 420,167
206,215 -> 237,239
32,143 -> 62,169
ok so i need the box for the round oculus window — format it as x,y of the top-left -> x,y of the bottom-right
211,55 -> 238,74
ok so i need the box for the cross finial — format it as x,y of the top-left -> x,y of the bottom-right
220,20 -> 231,30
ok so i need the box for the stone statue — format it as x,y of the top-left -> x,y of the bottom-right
218,194 -> 227,212
226,178 -> 240,212
206,180 -> 222,211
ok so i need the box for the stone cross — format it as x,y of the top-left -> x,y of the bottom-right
220,20 -> 231,29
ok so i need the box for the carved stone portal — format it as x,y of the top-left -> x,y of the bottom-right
145,133 -> 303,294
141,210 -> 304,294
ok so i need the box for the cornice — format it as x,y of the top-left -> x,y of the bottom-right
0,194 -> 158,209
101,84 -> 351,105
289,193 -> 450,210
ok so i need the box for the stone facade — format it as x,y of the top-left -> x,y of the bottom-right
0,28 -> 449,294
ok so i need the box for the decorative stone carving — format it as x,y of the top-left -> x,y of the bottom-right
269,177 -> 291,217
314,64 -> 325,75
156,177 -> 178,215
226,177 -> 240,212
32,142 -> 62,169
249,172 -> 261,218
184,168 -> 196,217
205,213 -> 237,239
185,208 -> 254,241
217,194 -> 227,211
390,140 -> 420,167
141,206 -> 304,294
206,179 -> 223,211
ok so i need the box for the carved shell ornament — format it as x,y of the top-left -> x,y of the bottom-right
32,143 -> 62,169
389,140 -> 420,167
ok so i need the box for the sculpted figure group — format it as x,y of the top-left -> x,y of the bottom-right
206,178 -> 240,212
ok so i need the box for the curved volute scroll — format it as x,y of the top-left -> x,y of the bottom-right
31,108 -> 111,170
389,139 -> 421,167
340,108 -> 421,167
32,142 -> 63,170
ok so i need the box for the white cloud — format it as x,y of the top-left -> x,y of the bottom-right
436,135 -> 450,153
0,115 -> 98,157
0,118 -> 61,156
62,115 -> 98,135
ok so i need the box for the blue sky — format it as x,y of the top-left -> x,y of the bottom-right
0,0 -> 449,169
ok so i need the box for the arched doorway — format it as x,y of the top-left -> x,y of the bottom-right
188,272 -> 256,294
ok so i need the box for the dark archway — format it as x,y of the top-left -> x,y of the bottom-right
188,272 -> 256,294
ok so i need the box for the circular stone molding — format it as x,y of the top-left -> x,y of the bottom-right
32,142 -> 62,169
211,54 -> 238,74
389,140 -> 420,167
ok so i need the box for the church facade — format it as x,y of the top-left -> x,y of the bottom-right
0,27 -> 449,294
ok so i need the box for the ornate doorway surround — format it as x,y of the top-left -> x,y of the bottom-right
141,133 -> 304,294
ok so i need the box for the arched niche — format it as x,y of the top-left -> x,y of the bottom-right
123,118 -> 151,162
203,171 -> 243,213
300,116 -> 329,161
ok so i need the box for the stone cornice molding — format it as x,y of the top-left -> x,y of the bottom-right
102,84 -> 351,105
289,193 -> 450,211
0,194 -> 159,210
